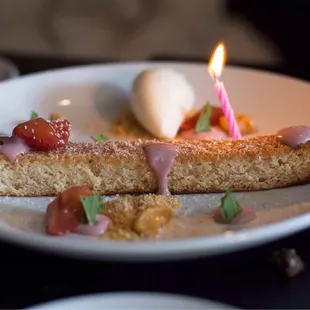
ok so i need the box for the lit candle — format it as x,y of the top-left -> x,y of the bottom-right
208,43 -> 241,140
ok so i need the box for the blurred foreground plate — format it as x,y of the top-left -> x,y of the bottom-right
25,292 -> 237,310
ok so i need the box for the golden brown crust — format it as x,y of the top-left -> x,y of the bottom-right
0,135 -> 309,196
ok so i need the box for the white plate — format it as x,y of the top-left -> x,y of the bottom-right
0,62 -> 310,261
25,292 -> 237,310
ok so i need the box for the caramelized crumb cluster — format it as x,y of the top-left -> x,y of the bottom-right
220,113 -> 256,135
100,194 -> 180,241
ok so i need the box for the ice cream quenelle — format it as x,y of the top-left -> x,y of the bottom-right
130,68 -> 195,139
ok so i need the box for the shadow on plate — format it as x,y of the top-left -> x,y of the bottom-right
94,83 -> 129,122
0,57 -> 19,81
34,82 -> 129,126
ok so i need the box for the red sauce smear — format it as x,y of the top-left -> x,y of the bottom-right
144,143 -> 178,195
180,127 -> 227,140
213,204 -> 256,225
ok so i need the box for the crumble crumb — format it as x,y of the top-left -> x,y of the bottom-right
270,248 -> 305,277
110,109 -> 154,140
101,194 -> 180,241
49,112 -> 67,121
109,108 -> 256,140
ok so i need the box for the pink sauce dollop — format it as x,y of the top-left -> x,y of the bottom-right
277,126 -> 310,148
74,214 -> 110,236
213,204 -> 256,225
144,143 -> 178,196
180,127 -> 227,140
0,136 -> 30,161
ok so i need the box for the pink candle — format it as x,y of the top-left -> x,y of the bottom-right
214,78 -> 241,140
208,43 -> 241,140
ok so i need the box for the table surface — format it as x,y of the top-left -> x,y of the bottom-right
1,54 -> 310,309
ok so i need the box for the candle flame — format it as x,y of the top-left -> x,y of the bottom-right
208,42 -> 226,78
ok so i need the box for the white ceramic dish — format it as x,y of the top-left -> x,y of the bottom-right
25,292 -> 237,310
0,62 -> 310,261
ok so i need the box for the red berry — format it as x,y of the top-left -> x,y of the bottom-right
12,118 -> 71,151
179,111 -> 201,131
179,106 -> 224,131
49,119 -> 71,147
46,186 -> 92,236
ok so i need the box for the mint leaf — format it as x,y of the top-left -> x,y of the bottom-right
195,102 -> 212,133
30,111 -> 39,120
80,194 -> 104,224
220,189 -> 242,221
92,134 -> 108,143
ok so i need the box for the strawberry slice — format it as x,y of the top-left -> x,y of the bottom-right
49,119 -> 71,147
12,118 -> 71,151
46,186 -> 92,236
180,106 -> 224,131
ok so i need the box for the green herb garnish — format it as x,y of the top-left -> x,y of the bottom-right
195,102 -> 212,133
220,189 -> 242,221
30,111 -> 39,120
92,134 -> 108,143
80,194 -> 104,224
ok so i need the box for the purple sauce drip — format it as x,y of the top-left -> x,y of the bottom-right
144,143 -> 178,195
277,126 -> 310,148
74,214 -> 110,236
0,136 -> 30,161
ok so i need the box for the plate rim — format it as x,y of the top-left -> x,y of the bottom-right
0,60 -> 309,88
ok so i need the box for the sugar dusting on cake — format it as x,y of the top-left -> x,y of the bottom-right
2,135 -> 298,164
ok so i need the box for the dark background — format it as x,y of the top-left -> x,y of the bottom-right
3,1 -> 307,79
229,1 -> 310,80
1,1 -> 310,309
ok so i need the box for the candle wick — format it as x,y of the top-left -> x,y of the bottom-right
211,73 -> 221,83
214,76 -> 221,84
